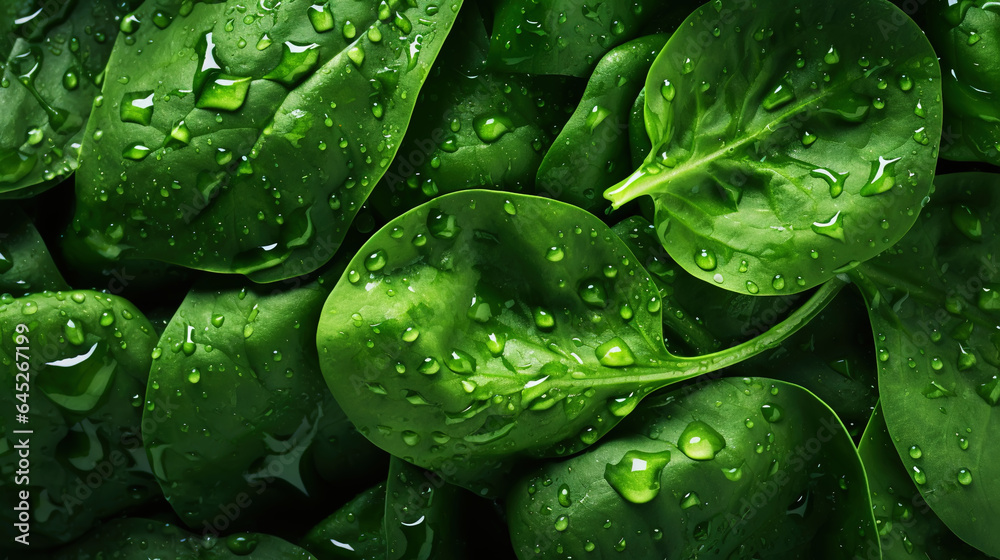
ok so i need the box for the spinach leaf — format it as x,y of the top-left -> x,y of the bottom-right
506,377 -> 877,559
536,34 -> 667,214
317,190 -> 845,494
143,274 -> 386,530
384,458 -> 465,559
485,0 -> 691,77
0,205 -> 69,294
49,517 -> 317,559
73,0 -> 463,281
373,3 -> 575,218
300,483 -> 388,560
850,172 -> 1000,556
613,216 -> 878,436
604,0 -> 942,296
859,404 -> 990,559
0,290 -> 159,549
921,1 -> 1000,165
0,0 -> 133,197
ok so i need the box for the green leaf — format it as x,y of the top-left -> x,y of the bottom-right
506,378 -> 878,559
859,404 -> 991,559
0,0 -> 133,197
604,0 -> 942,296
485,0 -> 691,77
143,274 -> 386,529
0,205 -> 69,294
300,483 -> 388,560
850,172 -> 1000,557
49,517 -> 317,559
73,0 -> 463,281
536,34 -> 667,213
373,3 -> 576,217
920,1 -> 1000,165
384,458 -> 465,560
317,190 -> 845,493
0,290 -> 159,549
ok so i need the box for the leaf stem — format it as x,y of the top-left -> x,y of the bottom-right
557,277 -> 848,388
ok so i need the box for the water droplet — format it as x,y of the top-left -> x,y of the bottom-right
263,42 -> 320,86
402,327 -> 419,342
694,249 -> 717,271
427,210 -> 461,239
761,403 -> 783,422
123,143 -> 152,161
679,492 -> 701,509
188,369 -> 201,384
545,246 -> 565,262
745,281 -> 759,294
503,200 -> 517,215
898,74 -> 913,91
534,307 -> 555,330
196,75 -> 251,111
444,349 -> 476,374
951,204 -> 982,242
824,46 -> 840,64
811,211 -> 845,242
861,156 -> 901,196
603,450 -> 671,503
308,4 -> 334,32
364,249 -> 387,272
63,319 -> 85,345
660,80 -> 675,101
473,114 -> 514,143
911,465 -> 926,485
558,484 -> 572,507
418,357 -> 440,375
578,281 -> 607,308
762,80 -> 795,111
810,168 -> 849,198
595,337 -> 636,367
957,468 -> 973,486
678,421 -> 726,460
554,515 -> 569,532
722,465 -> 743,481
585,105 -> 611,132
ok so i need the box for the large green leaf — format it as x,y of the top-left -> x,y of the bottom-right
919,1 -> 1000,165
850,172 -> 1000,556
0,0 -> 134,197
73,0 -> 463,281
0,205 -> 69,294
485,0 -> 692,77
859,404 -> 991,559
384,458 -> 465,560
143,274 -> 386,530
300,483 -> 388,560
372,3 -> 575,218
317,190 -> 845,494
0,290 -> 159,550
604,0 -> 942,296
536,34 -> 667,214
48,517 -> 317,559
507,378 -> 878,559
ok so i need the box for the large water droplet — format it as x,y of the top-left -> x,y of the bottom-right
811,211 -> 845,242
603,450 -> 671,504
678,421 -> 726,460
595,337 -> 635,367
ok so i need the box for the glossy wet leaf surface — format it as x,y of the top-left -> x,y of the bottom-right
485,0 -> 691,77
73,0 -> 463,281
300,482 -> 388,560
144,274 -> 385,529
859,405 -> 990,559
605,0 -> 943,295
507,377 -> 877,559
0,205 -> 69,294
46,517 -> 317,559
920,1 -> 1000,165
537,34 -> 667,213
850,172 -> 1000,556
0,290 -> 159,549
372,3 -> 576,218
0,0 -> 134,197
317,190 -> 844,494
384,457 -> 464,560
